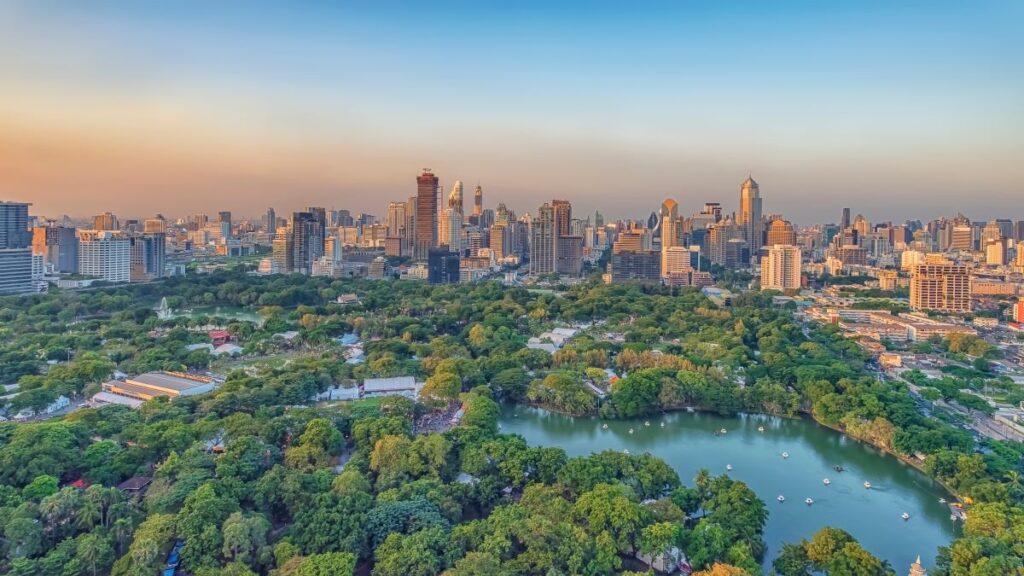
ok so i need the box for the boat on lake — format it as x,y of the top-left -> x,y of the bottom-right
864,481 -> 872,489
782,452 -> 789,459
777,495 -> 785,502
902,512 -> 910,520
757,425 -> 765,432
726,464 -> 733,471
823,478 -> 831,486
805,498 -> 814,505
601,423 -> 608,429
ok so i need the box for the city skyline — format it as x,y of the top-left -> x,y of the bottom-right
3,2 -> 1023,222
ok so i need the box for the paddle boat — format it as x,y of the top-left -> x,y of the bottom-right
777,495 -> 785,502
823,478 -> 831,486
726,464 -> 733,471
902,512 -> 910,521
805,498 -> 814,506
782,452 -> 789,459
864,481 -> 872,489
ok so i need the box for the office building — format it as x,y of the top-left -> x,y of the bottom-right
985,239 -> 1007,266
840,207 -> 851,231
910,260 -> 971,313
428,246 -> 460,284
0,202 -> 34,294
32,224 -> 79,273
473,184 -> 483,218
272,227 -> 294,272
761,245 -> 802,291
414,169 -> 439,260
737,176 -> 763,259
608,250 -> 660,283
291,212 -> 324,274
766,218 -> 797,247
78,230 -> 131,283
264,208 -> 276,232
530,203 -> 555,275
556,236 -> 584,276
386,201 -> 407,238
950,224 -> 973,251
93,212 -> 119,231
130,233 -> 166,280
659,199 -> 680,278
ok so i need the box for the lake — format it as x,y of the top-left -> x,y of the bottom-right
498,406 -> 957,572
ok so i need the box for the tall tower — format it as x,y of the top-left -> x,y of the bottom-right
738,176 -> 763,259
841,207 -> 851,231
530,203 -> 555,275
473,185 -> 483,217
660,198 -> 680,278
414,169 -> 439,261
449,181 -> 464,215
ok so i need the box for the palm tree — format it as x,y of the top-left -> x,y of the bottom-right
112,517 -> 133,555
76,498 -> 101,530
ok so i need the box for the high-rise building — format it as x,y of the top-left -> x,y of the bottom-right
766,218 -> 797,247
265,208 -> 276,232
93,212 -> 119,231
530,203 -> 555,275
0,202 -> 34,294
473,184 -> 483,217
985,239 -> 1007,266
32,223 -> 79,273
428,246 -> 460,284
439,208 -> 463,254
143,217 -> 166,234
130,233 -> 166,280
840,207 -> 851,231
78,230 -> 130,283
272,226 -> 294,272
414,169 -> 439,260
556,236 -> 584,276
761,245 -> 802,291
950,224 -> 973,252
1015,220 -> 1024,243
291,212 -> 324,274
386,201 -> 407,238
660,198 -> 680,278
738,176 -> 763,259
910,259 -> 971,312
608,250 -> 660,283
449,181 -> 464,215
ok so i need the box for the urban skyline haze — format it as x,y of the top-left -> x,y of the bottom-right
2,1 -> 1022,223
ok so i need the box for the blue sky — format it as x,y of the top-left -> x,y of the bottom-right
1,1 -> 1022,223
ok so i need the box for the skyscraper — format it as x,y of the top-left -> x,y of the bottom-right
291,211 -> 324,274
530,203 -> 555,275
449,181 -> 464,215
840,207 -> 851,231
761,245 -> 802,291
414,169 -> 439,261
660,198 -> 680,278
0,202 -> 34,294
473,184 -> 483,217
738,176 -> 763,259
265,208 -> 276,232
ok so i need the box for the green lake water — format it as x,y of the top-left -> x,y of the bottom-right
498,406 -> 957,572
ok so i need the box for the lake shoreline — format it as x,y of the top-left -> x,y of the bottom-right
516,400 -> 961,502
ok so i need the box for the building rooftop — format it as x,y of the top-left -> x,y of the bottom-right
127,371 -> 213,393
363,376 -> 417,392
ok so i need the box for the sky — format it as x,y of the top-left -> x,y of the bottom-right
1,1 -> 1022,224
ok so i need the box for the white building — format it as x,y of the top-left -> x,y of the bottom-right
362,376 -> 421,398
761,245 -> 802,291
78,230 -> 130,283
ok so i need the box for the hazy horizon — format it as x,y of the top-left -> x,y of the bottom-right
3,1 -> 1022,224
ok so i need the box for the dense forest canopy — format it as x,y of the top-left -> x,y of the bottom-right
0,271 -> 1021,575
